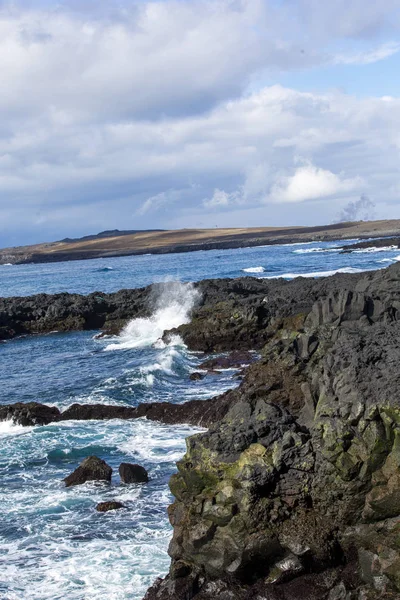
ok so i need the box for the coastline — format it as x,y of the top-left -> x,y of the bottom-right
2,219 -> 400,265
3,263 -> 400,598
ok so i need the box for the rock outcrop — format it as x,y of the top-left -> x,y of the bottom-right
96,501 -> 124,512
64,456 -> 112,487
119,463 -> 149,484
144,262 -> 400,600
0,402 -> 62,426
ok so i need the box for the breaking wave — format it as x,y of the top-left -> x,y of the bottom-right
293,247 -> 340,254
242,266 -> 265,273
104,282 -> 200,351
262,267 -> 366,279
352,245 -> 398,254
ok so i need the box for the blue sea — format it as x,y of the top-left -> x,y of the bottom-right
0,238 -> 399,600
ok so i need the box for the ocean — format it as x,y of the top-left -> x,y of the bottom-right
0,238 -> 398,600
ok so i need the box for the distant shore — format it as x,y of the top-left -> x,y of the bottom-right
2,219 -> 400,265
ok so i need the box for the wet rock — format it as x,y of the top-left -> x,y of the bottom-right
144,263 -> 400,599
198,350 -> 256,371
119,463 -> 149,484
189,372 -> 205,381
64,456 -> 112,487
96,501 -> 124,512
60,403 -> 137,421
0,402 -> 61,426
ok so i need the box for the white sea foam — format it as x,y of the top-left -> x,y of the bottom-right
352,245 -> 398,253
0,419 -> 32,436
293,247 -> 340,254
0,418 -> 202,600
242,266 -> 265,273
104,282 -> 200,351
262,267 -> 366,279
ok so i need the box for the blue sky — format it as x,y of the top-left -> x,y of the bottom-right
0,0 -> 399,246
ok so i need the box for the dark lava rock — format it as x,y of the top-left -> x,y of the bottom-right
96,501 -> 124,512
60,403 -> 137,421
119,463 -> 149,484
144,263 -> 400,599
64,456 -> 112,487
341,236 -> 400,253
0,402 -> 61,426
189,372 -> 205,381
198,350 -> 256,371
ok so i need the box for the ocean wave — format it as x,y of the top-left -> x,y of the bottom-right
352,245 -> 398,254
292,247 -> 340,254
0,420 -> 32,436
0,418 -> 202,600
96,266 -> 114,272
104,282 -> 200,351
242,266 -> 265,273
262,267 -> 366,280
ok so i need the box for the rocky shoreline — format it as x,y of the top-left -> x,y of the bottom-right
2,264 -> 400,598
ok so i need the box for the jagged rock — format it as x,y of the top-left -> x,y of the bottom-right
119,463 -> 149,484
0,402 -> 61,426
197,351 -> 256,371
64,456 -> 112,487
96,501 -> 124,512
145,263 -> 400,599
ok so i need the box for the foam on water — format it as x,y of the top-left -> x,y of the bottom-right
262,266 -> 366,279
0,418 -> 203,600
352,245 -> 398,253
105,282 -> 200,351
0,420 -> 32,437
242,266 -> 265,273
293,247 -> 340,254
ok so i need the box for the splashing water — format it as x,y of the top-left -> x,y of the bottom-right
105,282 -> 200,351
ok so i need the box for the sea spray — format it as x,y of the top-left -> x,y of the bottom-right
105,282 -> 200,351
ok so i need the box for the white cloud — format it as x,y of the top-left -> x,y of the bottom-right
203,188 -> 239,208
268,162 -> 364,203
0,1 -> 399,243
137,189 -> 181,215
334,42 -> 400,65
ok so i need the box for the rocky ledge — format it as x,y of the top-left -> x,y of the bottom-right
144,262 -> 400,600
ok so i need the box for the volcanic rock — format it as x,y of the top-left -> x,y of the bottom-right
64,456 -> 112,487
189,372 -> 205,381
0,402 -> 61,426
197,350 -> 255,371
144,262 -> 400,599
96,501 -> 124,512
119,463 -> 149,484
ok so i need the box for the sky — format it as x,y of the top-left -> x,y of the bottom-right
0,0 -> 400,246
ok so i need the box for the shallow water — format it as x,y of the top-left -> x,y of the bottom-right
0,239 -> 398,599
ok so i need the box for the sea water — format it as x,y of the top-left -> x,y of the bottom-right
0,239 -> 398,599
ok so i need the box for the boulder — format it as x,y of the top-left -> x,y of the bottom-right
0,402 -> 61,426
189,372 -> 205,381
64,456 -> 112,487
96,501 -> 124,512
119,462 -> 149,484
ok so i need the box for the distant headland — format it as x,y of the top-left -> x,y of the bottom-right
1,219 -> 400,265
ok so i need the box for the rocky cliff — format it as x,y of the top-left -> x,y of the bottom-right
144,263 -> 400,600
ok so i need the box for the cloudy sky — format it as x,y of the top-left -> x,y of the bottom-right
0,0 -> 400,246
